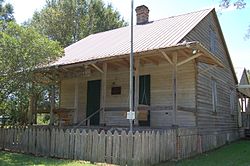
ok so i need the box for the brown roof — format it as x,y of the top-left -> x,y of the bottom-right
52,8 -> 213,66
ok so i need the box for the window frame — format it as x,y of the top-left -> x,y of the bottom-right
209,26 -> 217,54
230,89 -> 235,115
211,79 -> 218,112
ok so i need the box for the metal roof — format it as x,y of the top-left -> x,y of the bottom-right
52,8 -> 213,66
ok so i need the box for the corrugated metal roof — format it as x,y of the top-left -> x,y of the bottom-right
52,8 -> 213,66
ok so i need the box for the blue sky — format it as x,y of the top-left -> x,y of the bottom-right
6,0 -> 250,76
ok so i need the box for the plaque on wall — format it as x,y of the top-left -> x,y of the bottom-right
111,86 -> 121,95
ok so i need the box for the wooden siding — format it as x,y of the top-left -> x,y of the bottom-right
184,12 -> 238,134
60,78 -> 86,122
60,59 -> 196,127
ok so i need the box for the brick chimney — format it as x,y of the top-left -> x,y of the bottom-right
135,5 -> 149,25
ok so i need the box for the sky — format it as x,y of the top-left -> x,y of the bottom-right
5,0 -> 250,76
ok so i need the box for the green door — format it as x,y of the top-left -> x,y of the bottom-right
139,75 -> 150,105
139,75 -> 150,126
86,80 -> 101,125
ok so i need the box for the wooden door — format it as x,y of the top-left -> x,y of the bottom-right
86,80 -> 101,125
139,75 -> 150,126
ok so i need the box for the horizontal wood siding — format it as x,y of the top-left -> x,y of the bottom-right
184,12 -> 238,134
60,78 -> 86,121
151,110 -> 196,127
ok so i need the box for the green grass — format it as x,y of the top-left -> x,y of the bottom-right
0,151 -> 95,166
156,140 -> 250,166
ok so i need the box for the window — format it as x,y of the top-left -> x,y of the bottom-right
211,79 -> 217,112
209,27 -> 217,53
230,90 -> 235,114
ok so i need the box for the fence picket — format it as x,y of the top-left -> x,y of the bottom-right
86,130 -> 92,161
80,130 -> 87,160
120,130 -> 127,166
133,131 -> 141,166
74,129 -> 81,160
106,131 -> 112,164
69,129 -> 75,159
127,131 -> 133,166
98,130 -> 106,163
112,131 -> 120,165
64,129 -> 70,158
59,129 -> 64,158
91,130 -> 98,162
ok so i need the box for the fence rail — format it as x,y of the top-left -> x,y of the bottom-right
0,127 -> 240,166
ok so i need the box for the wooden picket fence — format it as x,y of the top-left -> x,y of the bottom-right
0,127 -> 240,166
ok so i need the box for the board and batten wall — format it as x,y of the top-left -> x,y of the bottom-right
183,11 -> 239,134
60,59 -> 196,127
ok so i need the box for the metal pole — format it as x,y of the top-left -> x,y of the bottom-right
129,0 -> 134,132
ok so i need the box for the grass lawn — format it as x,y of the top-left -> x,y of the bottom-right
0,151 -> 95,166
0,140 -> 249,166
157,140 -> 250,166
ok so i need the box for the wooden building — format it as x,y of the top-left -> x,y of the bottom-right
38,6 -> 240,135
238,69 -> 250,128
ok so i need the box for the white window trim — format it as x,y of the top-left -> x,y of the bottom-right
209,27 -> 217,53
211,79 -> 217,112
230,89 -> 235,114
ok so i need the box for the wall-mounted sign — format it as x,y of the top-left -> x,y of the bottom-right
111,86 -> 121,95
126,111 -> 135,120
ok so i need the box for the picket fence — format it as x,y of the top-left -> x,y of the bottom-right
0,127 -> 240,166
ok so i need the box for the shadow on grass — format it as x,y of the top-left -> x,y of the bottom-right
0,151 -> 94,166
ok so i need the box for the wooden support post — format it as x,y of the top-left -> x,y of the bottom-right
172,52 -> 178,127
244,97 -> 249,128
134,57 -> 140,126
100,62 -> 107,125
245,97 -> 248,112
50,84 -> 55,126
28,93 -> 34,124
73,78 -> 80,124
240,96 -> 244,112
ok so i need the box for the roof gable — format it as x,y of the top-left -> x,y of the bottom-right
210,9 -> 238,84
53,8 -> 213,66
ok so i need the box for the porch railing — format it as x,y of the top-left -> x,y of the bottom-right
74,107 -> 103,128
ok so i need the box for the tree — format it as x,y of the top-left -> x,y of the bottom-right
27,0 -> 127,47
219,0 -> 246,9
0,21 -> 63,124
219,0 -> 249,38
0,0 -> 14,22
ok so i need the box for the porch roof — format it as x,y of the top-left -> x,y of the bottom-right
50,8 -> 216,67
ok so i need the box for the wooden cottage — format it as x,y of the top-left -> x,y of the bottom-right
39,6 -> 240,135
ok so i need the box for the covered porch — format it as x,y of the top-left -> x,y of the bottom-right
33,41 -> 223,128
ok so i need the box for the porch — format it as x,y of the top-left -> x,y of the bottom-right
33,41 -> 223,128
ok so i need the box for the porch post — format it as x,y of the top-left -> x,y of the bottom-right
73,78 -> 80,124
244,97 -> 249,128
172,52 -> 178,127
28,81 -> 35,125
28,92 -> 34,124
240,95 -> 244,112
134,57 -> 140,125
100,62 -> 107,125
49,84 -> 55,125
